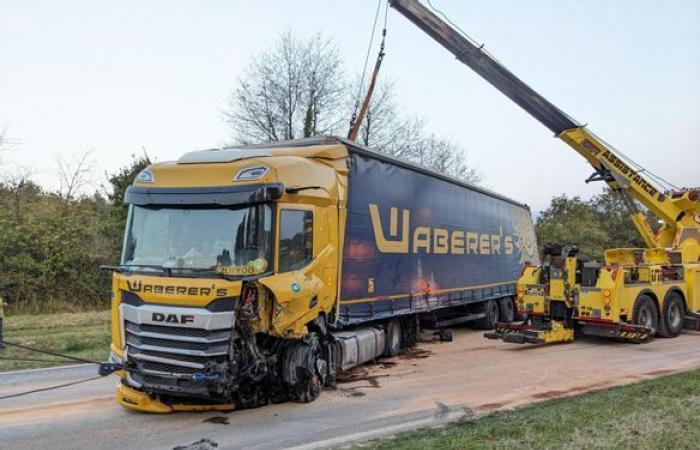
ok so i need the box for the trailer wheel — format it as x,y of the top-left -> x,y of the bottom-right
384,318 -> 402,357
476,300 -> 500,330
658,292 -> 685,338
632,295 -> 659,334
499,297 -> 515,323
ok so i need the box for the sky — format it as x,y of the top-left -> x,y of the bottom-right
1,0 -> 698,214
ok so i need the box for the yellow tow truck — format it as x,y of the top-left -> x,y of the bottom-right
391,0 -> 700,344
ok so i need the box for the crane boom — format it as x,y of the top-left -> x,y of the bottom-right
391,1 -> 578,135
390,0 -> 699,258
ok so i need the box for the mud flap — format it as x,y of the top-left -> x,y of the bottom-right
580,321 -> 655,343
683,312 -> 700,332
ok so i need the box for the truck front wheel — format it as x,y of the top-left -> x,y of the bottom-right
283,336 -> 323,403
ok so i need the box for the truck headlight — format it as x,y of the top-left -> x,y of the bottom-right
234,166 -> 268,181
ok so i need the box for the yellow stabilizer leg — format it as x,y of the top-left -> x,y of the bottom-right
485,320 -> 575,345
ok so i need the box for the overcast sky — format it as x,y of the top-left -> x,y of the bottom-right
1,0 -> 698,213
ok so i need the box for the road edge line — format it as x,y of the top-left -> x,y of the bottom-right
286,409 -> 468,450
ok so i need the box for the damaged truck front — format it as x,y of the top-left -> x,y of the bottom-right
107,136 -> 537,412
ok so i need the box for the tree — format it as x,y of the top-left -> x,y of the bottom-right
106,153 -> 151,225
354,80 -> 424,159
56,150 -> 96,200
535,189 -> 656,261
590,188 -> 651,250
536,195 -> 609,260
224,34 -> 481,184
224,31 -> 346,143
414,134 -> 481,183
352,81 -> 480,182
0,177 -> 118,312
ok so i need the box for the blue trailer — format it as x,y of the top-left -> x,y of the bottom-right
338,144 -> 539,329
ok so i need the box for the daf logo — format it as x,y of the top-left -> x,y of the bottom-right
151,312 -> 195,324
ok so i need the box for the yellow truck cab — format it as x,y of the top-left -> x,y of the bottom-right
111,138 -> 348,411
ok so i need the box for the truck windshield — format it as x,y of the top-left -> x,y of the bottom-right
122,204 -> 273,275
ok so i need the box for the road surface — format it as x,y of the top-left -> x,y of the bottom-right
2,329 -> 700,450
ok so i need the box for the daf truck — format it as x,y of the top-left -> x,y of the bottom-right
106,136 -> 538,412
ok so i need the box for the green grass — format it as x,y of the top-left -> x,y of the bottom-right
362,370 -> 700,450
0,310 -> 111,372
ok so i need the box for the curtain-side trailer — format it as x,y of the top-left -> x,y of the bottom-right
106,136 -> 538,412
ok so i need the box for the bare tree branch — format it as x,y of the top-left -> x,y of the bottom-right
56,150 -> 96,200
415,134 -> 481,183
223,33 -> 481,183
224,31 -> 346,144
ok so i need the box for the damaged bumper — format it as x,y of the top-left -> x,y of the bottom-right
116,382 -> 235,413
118,297 -> 237,406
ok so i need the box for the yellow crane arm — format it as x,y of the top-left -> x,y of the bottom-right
390,0 -> 699,255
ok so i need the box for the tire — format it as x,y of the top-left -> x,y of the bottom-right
384,318 -> 402,357
632,294 -> 659,334
499,297 -> 515,323
476,300 -> 500,330
296,367 -> 321,403
284,337 -> 323,403
657,292 -> 685,338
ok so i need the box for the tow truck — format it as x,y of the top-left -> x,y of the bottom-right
390,0 -> 700,344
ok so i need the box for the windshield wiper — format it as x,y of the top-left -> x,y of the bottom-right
100,264 -> 213,275
160,265 -> 220,276
100,264 -> 166,273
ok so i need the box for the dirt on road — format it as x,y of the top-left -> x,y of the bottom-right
2,328 -> 700,450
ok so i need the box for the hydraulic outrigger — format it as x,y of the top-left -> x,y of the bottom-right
391,0 -> 699,344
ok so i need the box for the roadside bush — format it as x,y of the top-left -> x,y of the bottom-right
0,156 -> 148,314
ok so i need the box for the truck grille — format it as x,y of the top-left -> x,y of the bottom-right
119,300 -> 235,395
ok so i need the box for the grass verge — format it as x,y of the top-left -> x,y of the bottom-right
362,369 -> 700,450
0,310 -> 111,372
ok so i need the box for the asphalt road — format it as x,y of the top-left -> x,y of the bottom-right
2,329 -> 700,450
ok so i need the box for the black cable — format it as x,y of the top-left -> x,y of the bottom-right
355,0 -> 384,109
0,375 -> 103,401
426,0 -> 480,47
0,340 -> 102,365
0,356 -> 71,364
383,0 -> 390,30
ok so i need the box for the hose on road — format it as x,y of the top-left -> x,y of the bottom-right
0,340 -> 103,365
0,375 -> 104,401
0,339 -> 113,402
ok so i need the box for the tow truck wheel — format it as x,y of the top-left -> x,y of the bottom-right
499,297 -> 515,323
658,292 -> 685,338
476,300 -> 500,330
632,295 -> 659,335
